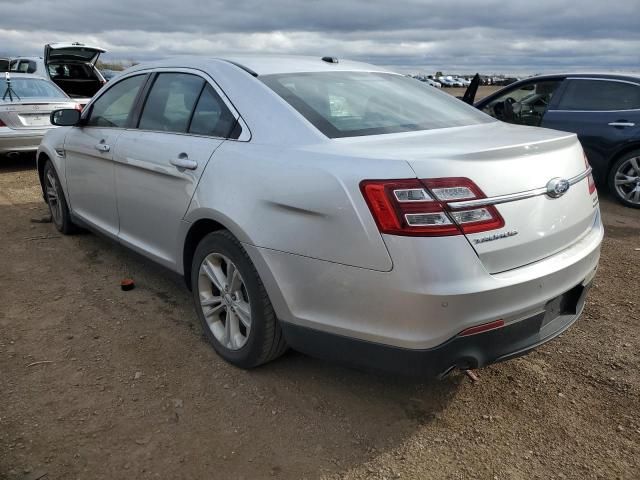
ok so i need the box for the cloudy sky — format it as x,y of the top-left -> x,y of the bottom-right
1,0 -> 639,74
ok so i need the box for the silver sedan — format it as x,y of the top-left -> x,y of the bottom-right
1,73 -> 77,158
37,56 -> 603,377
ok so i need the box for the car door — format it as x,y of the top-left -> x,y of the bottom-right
542,78 -> 640,180
112,70 -> 239,269
477,78 -> 564,127
63,73 -> 148,237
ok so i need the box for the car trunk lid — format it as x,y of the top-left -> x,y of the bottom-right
0,100 -> 77,129
340,122 -> 598,273
44,42 -> 106,66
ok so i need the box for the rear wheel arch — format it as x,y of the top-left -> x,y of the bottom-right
182,218 -> 227,290
608,142 -> 640,174
36,152 -> 51,193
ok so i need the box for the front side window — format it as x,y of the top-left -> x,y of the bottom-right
261,72 -> 492,138
556,79 -> 640,111
482,80 -> 561,126
138,73 -> 204,133
86,74 -> 146,128
188,84 -> 237,138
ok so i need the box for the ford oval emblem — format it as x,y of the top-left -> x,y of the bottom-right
546,178 -> 570,198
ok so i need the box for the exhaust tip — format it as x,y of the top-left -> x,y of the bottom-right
6,151 -> 21,159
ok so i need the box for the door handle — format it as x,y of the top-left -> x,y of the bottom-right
608,122 -> 635,127
94,143 -> 110,152
170,153 -> 198,170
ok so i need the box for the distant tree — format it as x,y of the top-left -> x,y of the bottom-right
435,71 -> 443,78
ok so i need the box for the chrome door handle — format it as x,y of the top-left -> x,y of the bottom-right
94,143 -> 110,152
608,122 -> 635,127
170,154 -> 198,170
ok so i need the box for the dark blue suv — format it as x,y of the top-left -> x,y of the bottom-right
472,73 -> 640,208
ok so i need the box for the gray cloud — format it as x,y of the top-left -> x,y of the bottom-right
1,0 -> 639,74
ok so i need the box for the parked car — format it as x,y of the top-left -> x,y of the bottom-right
467,73 -> 640,208
11,42 -> 106,105
426,78 -> 442,88
1,73 -> 77,158
437,76 -> 457,87
454,77 -> 471,87
38,56 -> 602,377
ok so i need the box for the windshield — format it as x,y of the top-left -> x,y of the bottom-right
1,77 -> 67,100
261,72 -> 492,138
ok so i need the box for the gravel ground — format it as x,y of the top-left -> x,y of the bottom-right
1,156 -> 638,480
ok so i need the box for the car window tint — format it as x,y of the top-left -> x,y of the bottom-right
262,72 -> 492,138
188,84 -> 236,138
139,73 -> 204,133
557,80 -> 640,111
482,80 -> 561,126
87,74 -> 146,128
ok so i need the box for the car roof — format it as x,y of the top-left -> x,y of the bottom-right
529,72 -> 640,82
127,55 -> 394,76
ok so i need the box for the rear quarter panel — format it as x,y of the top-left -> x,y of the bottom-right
183,141 -> 419,272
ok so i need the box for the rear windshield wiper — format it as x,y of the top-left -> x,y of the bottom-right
2,72 -> 21,101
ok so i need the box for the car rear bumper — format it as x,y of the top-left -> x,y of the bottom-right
281,280 -> 590,377
246,209 -> 602,355
0,129 -> 48,153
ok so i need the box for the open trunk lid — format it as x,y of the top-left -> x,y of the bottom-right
342,122 -> 599,273
44,42 -> 106,66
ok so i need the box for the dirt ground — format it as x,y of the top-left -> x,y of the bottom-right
0,155 -> 638,480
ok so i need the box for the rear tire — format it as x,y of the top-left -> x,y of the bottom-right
191,230 -> 287,368
608,150 -> 640,208
43,160 -> 79,234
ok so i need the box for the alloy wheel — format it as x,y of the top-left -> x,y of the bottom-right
614,156 -> 640,205
197,253 -> 252,350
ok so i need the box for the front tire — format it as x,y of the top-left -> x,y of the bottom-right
608,150 -> 640,208
43,160 -> 79,234
191,230 -> 287,368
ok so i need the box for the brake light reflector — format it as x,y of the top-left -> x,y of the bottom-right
458,319 -> 505,337
584,152 -> 596,195
360,177 -> 504,236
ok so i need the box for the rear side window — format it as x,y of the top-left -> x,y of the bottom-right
13,60 -> 36,74
188,84 -> 237,138
87,74 -> 146,128
139,73 -> 204,133
557,80 -> 640,111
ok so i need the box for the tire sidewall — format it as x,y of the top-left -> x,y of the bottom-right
191,232 -> 269,368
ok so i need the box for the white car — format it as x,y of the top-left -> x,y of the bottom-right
1,73 -> 77,157
11,42 -> 107,105
39,56 -> 602,377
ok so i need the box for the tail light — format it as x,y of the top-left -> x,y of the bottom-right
583,152 -> 596,195
360,177 -> 504,237
0,118 -> 5,127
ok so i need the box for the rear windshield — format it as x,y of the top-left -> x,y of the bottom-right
261,72 -> 492,138
0,77 -> 67,100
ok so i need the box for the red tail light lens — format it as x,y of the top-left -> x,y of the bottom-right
584,153 -> 596,195
360,177 -> 504,237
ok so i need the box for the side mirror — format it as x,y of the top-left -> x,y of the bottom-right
50,109 -> 81,126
